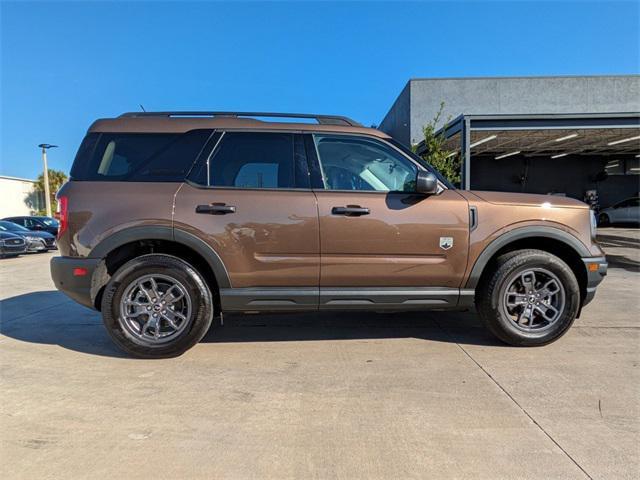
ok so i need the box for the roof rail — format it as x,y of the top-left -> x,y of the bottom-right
118,111 -> 362,127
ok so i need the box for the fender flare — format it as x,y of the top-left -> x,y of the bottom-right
89,226 -> 231,288
464,226 -> 590,289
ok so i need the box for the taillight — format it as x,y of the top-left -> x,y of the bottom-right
58,195 -> 68,238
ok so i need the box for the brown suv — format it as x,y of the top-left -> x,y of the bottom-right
51,111 -> 607,358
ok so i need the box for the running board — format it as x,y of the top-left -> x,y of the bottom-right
220,287 -> 475,312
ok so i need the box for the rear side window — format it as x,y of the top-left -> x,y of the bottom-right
189,132 -> 310,189
70,130 -> 212,181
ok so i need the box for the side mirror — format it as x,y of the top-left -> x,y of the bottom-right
416,171 -> 438,195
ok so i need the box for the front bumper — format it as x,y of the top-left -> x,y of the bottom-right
1,241 -> 27,256
581,256 -> 608,307
50,256 -> 101,309
26,238 -> 47,252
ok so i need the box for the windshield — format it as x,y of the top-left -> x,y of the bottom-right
0,221 -> 29,232
37,217 -> 59,226
387,138 -> 454,189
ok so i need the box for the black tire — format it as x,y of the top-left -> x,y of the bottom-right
598,213 -> 610,227
101,254 -> 214,358
476,249 -> 580,346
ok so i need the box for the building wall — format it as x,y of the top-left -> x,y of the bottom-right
378,82 -> 411,146
0,176 -> 41,218
380,75 -> 640,145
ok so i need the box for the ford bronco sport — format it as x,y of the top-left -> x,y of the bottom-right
51,111 -> 607,358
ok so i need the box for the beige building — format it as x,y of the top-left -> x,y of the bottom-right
0,175 -> 43,218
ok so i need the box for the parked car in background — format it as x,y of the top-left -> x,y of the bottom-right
2,216 -> 60,236
598,197 -> 640,226
0,231 -> 27,258
0,221 -> 56,252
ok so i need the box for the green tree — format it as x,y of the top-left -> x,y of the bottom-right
34,169 -> 68,214
415,102 -> 461,186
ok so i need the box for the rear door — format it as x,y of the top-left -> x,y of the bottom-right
174,131 -> 320,310
307,133 -> 469,307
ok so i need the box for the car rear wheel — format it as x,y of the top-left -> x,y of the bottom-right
101,254 -> 214,358
476,249 -> 580,346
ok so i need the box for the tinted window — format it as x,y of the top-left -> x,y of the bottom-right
7,217 -> 26,226
70,130 -> 212,181
314,135 -> 417,192
193,132 -> 304,189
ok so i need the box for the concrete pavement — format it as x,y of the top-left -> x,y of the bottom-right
1,229 -> 638,479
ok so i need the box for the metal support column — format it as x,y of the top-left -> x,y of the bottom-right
461,117 -> 471,189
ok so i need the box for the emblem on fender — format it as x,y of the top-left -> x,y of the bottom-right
440,237 -> 454,250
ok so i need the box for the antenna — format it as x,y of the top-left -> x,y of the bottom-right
139,104 -> 146,112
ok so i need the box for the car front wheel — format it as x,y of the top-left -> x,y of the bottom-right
476,249 -> 580,346
101,254 -> 214,358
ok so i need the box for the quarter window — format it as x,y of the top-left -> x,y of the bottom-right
70,130 -> 212,181
313,135 -> 417,192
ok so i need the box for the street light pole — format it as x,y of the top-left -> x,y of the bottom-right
38,144 -> 58,217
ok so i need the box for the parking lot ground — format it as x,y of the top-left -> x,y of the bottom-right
1,228 -> 638,479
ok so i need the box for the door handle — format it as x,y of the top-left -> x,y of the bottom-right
196,204 -> 236,215
331,206 -> 370,216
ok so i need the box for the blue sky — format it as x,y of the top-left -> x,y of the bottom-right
1,0 -> 638,179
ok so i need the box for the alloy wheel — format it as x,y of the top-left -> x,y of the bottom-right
119,274 -> 192,345
501,268 -> 566,332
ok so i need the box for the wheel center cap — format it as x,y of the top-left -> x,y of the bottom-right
153,304 -> 162,311
528,295 -> 536,304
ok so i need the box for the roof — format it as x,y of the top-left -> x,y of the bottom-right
408,74 -> 640,82
427,112 -> 640,158
88,111 -> 390,138
0,175 -> 37,183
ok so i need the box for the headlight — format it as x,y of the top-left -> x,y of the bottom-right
590,210 -> 597,239
0,239 -> 4,246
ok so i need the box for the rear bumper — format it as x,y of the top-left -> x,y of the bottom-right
50,256 -> 101,309
581,256 -> 608,307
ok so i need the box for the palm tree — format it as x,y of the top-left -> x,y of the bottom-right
34,169 -> 68,214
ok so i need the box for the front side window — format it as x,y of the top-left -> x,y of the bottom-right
192,132 -> 309,189
313,135 -> 417,192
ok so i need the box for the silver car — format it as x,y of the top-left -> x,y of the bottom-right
599,197 -> 640,226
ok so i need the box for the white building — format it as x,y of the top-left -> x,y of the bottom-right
0,175 -> 43,217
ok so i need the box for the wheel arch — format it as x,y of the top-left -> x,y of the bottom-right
466,227 -> 589,304
89,226 -> 230,310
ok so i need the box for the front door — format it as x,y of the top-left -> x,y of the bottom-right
174,131 -> 320,310
309,133 -> 469,308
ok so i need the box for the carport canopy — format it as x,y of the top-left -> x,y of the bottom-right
422,113 -> 640,189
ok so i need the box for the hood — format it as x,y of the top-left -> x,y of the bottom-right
16,230 -> 55,239
0,231 -> 25,240
465,191 -> 588,209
